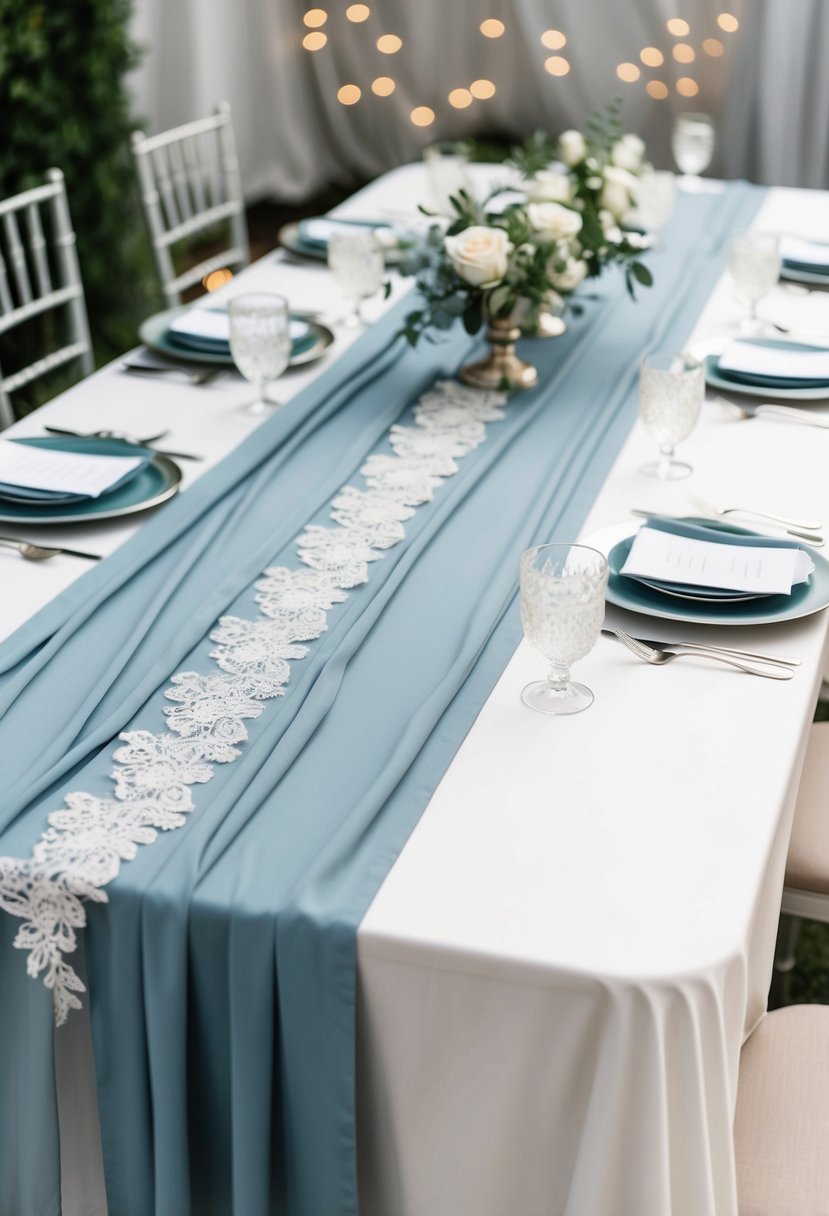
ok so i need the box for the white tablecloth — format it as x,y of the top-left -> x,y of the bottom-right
3,171 -> 829,1216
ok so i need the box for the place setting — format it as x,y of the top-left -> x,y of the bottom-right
699,229 -> 829,408
0,433 -> 182,529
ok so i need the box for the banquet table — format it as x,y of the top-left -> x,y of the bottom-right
1,164 -> 829,1216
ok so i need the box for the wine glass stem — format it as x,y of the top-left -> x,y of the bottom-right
546,662 -> 571,694
657,443 -> 674,479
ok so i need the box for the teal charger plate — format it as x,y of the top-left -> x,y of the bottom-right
606,524 -> 829,626
704,354 -> 829,401
780,265 -> 829,287
0,436 -> 181,525
139,306 -> 334,369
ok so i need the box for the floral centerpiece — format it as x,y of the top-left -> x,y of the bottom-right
399,102 -> 653,391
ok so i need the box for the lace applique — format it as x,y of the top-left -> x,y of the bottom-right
0,378 -> 507,1022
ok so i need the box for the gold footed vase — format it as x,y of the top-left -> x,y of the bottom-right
460,313 -> 538,392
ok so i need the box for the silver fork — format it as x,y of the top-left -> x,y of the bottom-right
714,396 -> 829,432
690,494 -> 822,533
611,630 -> 793,680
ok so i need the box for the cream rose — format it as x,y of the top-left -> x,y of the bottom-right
549,256 -> 588,292
444,226 -> 511,287
527,168 -> 572,205
600,165 -> 638,221
611,133 -> 646,172
559,129 -> 587,167
527,202 -> 583,240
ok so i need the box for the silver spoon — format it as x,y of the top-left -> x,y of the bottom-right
0,536 -> 101,561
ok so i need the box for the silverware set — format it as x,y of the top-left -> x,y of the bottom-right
0,536 -> 100,562
714,395 -> 829,432
632,504 -> 825,546
43,426 -> 203,462
604,629 -> 797,680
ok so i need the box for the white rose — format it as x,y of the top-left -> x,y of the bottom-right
527,168 -> 572,204
527,202 -> 583,239
611,133 -> 646,172
600,165 -> 638,221
599,208 -> 623,243
559,129 -> 587,167
444,226 -> 512,287
549,256 -> 588,292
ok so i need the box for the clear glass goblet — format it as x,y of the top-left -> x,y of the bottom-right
671,113 -> 715,188
519,543 -> 608,716
327,230 -> 385,327
727,230 -> 781,333
228,293 -> 292,416
639,353 -> 704,480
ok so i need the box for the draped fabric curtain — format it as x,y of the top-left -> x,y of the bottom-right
128,0 -> 828,200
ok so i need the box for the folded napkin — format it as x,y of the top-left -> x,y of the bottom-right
622,520 -> 813,596
0,439 -> 151,501
716,338 -> 829,388
167,307 -> 312,356
296,216 -> 410,251
780,235 -> 829,274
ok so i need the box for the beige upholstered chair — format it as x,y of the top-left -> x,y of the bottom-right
131,101 -> 249,308
0,168 -> 93,429
735,1004 -> 829,1216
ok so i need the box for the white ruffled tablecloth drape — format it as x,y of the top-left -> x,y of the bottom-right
129,0 -> 829,200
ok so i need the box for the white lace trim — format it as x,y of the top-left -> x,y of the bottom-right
0,380 -> 507,1023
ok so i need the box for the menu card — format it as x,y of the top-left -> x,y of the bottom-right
780,236 -> 829,268
169,307 -> 309,344
0,441 -> 144,499
718,339 -> 829,381
621,527 -> 814,595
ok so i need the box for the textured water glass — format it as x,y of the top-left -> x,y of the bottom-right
728,230 -> 781,332
228,293 -> 292,416
327,231 -> 385,327
423,140 -> 471,214
671,113 -> 715,184
519,544 -> 608,716
639,353 -> 704,481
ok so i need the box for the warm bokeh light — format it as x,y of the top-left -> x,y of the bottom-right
640,46 -> 664,66
203,268 -> 233,292
411,106 -> 436,126
448,88 -> 473,109
541,29 -> 566,50
376,34 -> 402,53
703,37 -> 725,56
717,12 -> 739,31
676,76 -> 700,96
646,80 -> 669,99
673,42 -> 696,62
303,31 -> 327,50
616,62 -> 641,82
337,84 -> 361,105
371,76 -> 396,96
470,78 -> 496,99
544,55 -> 571,76
303,9 -> 327,27
667,17 -> 690,35
480,18 -> 505,37
345,4 -> 370,20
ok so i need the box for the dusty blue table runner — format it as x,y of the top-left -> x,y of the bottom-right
0,183 -> 763,1216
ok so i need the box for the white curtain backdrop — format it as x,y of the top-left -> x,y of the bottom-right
128,0 -> 829,201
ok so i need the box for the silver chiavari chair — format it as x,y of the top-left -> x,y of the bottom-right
0,168 -> 93,430
131,101 -> 250,308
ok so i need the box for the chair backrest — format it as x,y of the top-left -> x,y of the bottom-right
0,168 -> 94,430
132,101 -> 250,309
